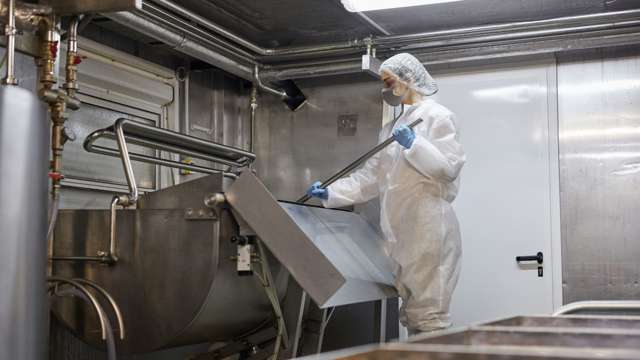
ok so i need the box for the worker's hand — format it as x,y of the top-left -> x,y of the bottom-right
392,125 -> 416,149
306,181 -> 329,200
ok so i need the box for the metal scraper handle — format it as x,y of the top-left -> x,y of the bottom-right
297,118 -> 424,204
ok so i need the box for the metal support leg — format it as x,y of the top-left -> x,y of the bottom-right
292,291 -> 308,358
379,298 -> 387,343
316,308 -> 329,354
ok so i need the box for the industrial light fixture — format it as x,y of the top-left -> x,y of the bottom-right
341,0 -> 463,12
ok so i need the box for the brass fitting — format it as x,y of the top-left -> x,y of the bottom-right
37,36 -> 58,90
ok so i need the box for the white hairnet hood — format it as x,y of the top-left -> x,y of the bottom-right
379,53 -> 438,96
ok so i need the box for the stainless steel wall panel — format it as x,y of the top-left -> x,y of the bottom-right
558,48 -> 640,303
187,69 -> 250,149
253,74 -> 382,203
62,102 -> 158,192
182,69 -> 250,181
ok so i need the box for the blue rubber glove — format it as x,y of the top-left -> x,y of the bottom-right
392,125 -> 416,149
306,181 -> 329,200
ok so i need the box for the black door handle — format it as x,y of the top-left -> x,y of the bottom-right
516,252 -> 543,264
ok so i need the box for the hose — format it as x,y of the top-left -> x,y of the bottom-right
255,240 -> 286,360
53,287 -> 117,360
0,51 -> 7,72
47,194 -> 60,241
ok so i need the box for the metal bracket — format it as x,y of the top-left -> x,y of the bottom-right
184,208 -> 217,220
362,54 -> 382,79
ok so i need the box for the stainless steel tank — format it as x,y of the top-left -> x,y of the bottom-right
0,86 -> 49,360
51,174 -> 288,354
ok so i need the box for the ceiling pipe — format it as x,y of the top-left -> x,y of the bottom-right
144,1 -> 640,60
140,1 -> 257,62
253,65 -> 307,111
253,65 -> 286,98
106,10 -> 301,110
146,0 -> 364,58
104,11 -> 254,81
105,4 -> 640,82
262,27 -> 640,80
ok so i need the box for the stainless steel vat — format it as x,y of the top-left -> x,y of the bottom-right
51,174 -> 289,353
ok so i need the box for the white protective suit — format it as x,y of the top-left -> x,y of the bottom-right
321,55 -> 465,332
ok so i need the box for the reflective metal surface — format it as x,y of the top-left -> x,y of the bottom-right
416,329 -> 640,349
183,68 -> 251,181
105,11 -> 254,81
83,118 -> 253,191
163,0 -> 640,48
52,173 -> 288,353
486,315 -> 640,330
226,171 -> 396,308
0,86 -> 49,360
554,301 -> 640,316
62,102 -> 158,191
44,0 -> 141,14
321,344 -> 640,360
558,48 -> 640,304
254,74 -> 383,204
303,316 -> 640,360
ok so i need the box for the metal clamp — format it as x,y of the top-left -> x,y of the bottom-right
553,301 -> 640,316
83,118 -> 255,194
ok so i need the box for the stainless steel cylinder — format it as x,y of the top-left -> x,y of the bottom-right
0,86 -> 49,360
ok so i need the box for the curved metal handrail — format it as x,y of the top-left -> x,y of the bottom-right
72,278 -> 126,340
83,118 -> 254,197
47,277 -> 108,340
553,300 -> 640,316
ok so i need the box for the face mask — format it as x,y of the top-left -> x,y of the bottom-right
381,88 -> 401,106
381,87 -> 406,107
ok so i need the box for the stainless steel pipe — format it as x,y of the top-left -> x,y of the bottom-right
111,3 -> 640,81
139,2 -> 257,64
253,65 -> 287,99
84,118 -> 256,170
2,0 -> 17,85
142,2 -> 640,62
146,0 -> 363,58
104,11 -> 254,81
71,278 -> 125,340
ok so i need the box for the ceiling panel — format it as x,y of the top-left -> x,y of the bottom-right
90,0 -> 640,69
172,0 -> 377,47
172,0 -> 640,45
361,0 -> 640,35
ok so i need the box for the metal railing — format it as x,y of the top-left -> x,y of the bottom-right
554,301 -> 640,316
53,118 -> 253,264
84,118 -> 254,205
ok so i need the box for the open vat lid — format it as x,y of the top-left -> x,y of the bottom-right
226,171 -> 396,308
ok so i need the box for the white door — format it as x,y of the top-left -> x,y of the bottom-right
431,60 -> 562,326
